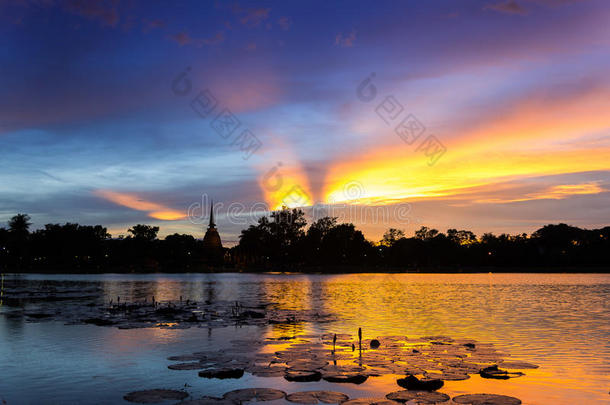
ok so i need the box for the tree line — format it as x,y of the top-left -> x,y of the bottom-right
232,208 -> 610,269
1,210 -> 609,272
0,214 -> 206,271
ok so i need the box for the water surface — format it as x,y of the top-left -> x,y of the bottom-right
1,273 -> 609,404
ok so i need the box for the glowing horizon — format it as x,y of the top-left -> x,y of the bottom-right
1,0 -> 609,241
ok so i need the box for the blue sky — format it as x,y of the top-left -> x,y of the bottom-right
1,0 -> 609,244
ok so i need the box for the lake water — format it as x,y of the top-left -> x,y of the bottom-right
1,273 -> 609,404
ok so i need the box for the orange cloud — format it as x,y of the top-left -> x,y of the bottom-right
94,190 -> 186,220
324,145 -> 610,206
474,182 -> 606,204
323,78 -> 610,207
447,80 -> 610,158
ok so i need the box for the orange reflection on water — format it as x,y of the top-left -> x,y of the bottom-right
260,275 -> 313,311
252,274 -> 610,404
93,273 -> 609,404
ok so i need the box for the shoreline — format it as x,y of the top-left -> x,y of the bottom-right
3,266 -> 610,274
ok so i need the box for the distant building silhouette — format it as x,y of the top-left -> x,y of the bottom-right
202,201 -> 223,264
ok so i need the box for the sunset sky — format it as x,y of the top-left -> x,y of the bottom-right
1,0 -> 609,244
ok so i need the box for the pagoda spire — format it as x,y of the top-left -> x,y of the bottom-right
209,199 -> 215,228
203,198 -> 223,258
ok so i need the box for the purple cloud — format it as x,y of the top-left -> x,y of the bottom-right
202,31 -> 225,45
62,0 -> 120,26
335,30 -> 356,47
277,16 -> 292,30
234,6 -> 271,27
485,0 -> 528,15
142,18 -> 166,32
169,31 -> 192,46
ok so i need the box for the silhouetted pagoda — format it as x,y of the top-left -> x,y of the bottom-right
202,201 -> 223,264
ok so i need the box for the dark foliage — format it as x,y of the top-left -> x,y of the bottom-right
233,209 -> 610,270
1,212 -> 609,272
378,223 -> 610,269
0,215 -> 213,271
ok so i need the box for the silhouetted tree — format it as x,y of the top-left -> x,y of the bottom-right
0,227 -> 9,267
128,224 -> 159,241
268,207 -> 307,254
8,213 -> 31,236
384,237 -> 426,267
238,222 -> 273,260
530,223 -> 585,266
161,233 -> 201,268
235,207 -> 307,265
29,223 -> 111,269
447,229 -> 476,245
414,226 -> 439,240
319,223 -> 372,266
304,217 -> 338,261
381,228 -> 405,247
6,214 -> 32,268
308,217 -> 338,240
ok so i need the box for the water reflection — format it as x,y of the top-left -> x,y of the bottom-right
1,273 -> 5,307
1,273 -> 609,404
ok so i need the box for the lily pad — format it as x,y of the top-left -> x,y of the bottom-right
498,361 -> 539,369
168,354 -> 205,362
198,368 -> 244,379
286,391 -> 349,404
441,361 -> 480,374
342,398 -> 399,405
479,365 -> 524,379
223,388 -> 286,402
177,397 -> 238,405
248,365 -> 286,377
396,375 -> 444,391
386,390 -> 450,404
124,389 -> 188,403
424,371 -> 470,381
285,370 -> 322,382
168,362 -> 206,370
322,373 -> 368,384
82,317 -> 115,326
322,365 -> 367,374
286,360 -> 329,370
452,394 -> 521,405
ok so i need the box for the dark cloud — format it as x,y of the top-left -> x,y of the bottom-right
169,31 -> 192,45
0,0 -> 121,27
335,30 -> 356,47
202,31 -> 224,45
277,16 -> 292,30
485,0 -> 529,15
529,0 -> 584,5
233,5 -> 271,27
142,18 -> 166,32
169,30 -> 224,46
62,0 -> 120,26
